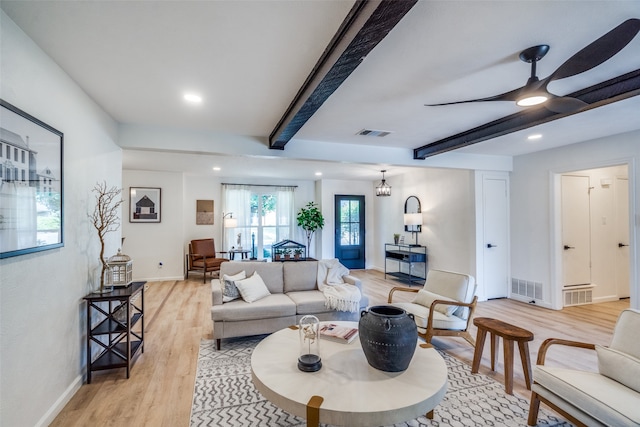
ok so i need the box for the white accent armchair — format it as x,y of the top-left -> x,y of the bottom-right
387,269 -> 477,346
528,308 -> 640,427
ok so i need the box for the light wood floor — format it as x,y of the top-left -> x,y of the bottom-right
51,269 -> 630,426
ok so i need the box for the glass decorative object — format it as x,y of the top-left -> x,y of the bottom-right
107,249 -> 133,287
298,315 -> 322,372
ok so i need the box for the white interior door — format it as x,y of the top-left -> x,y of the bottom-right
561,175 -> 591,286
483,177 -> 509,299
615,177 -> 630,298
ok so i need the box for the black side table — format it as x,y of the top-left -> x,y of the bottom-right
84,281 -> 145,383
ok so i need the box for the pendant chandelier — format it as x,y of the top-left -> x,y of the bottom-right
376,170 -> 391,197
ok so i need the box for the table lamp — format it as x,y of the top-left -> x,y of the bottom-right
404,213 -> 422,246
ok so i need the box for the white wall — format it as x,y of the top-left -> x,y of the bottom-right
122,170 -> 185,280
121,171 -> 317,279
511,132 -> 639,310
370,168 -> 476,275
0,11 -> 121,427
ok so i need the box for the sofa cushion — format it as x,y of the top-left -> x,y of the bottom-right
596,344 -> 640,393
222,271 -> 246,302
283,261 -> 318,292
412,289 -> 457,316
235,272 -> 271,303
423,270 -> 475,319
535,365 -> 640,426
388,302 -> 468,330
220,261 -> 284,294
211,294 -> 296,322
287,290 -> 333,315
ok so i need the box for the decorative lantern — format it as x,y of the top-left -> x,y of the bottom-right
298,315 -> 322,372
107,249 -> 133,287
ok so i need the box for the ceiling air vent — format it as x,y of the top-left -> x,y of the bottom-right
357,129 -> 392,137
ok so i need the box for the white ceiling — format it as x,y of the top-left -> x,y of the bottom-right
2,0 -> 639,180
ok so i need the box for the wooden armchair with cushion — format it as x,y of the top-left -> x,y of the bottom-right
387,269 -> 477,346
187,239 -> 228,283
527,308 -> 640,427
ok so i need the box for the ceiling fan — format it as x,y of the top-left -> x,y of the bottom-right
425,18 -> 640,114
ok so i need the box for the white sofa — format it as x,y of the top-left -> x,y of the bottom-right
528,308 -> 640,427
211,260 -> 369,349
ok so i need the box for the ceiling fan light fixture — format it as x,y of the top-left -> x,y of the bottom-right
516,93 -> 548,107
375,170 -> 391,197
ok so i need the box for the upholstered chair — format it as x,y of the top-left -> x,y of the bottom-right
387,269 -> 477,346
528,308 -> 640,427
188,239 -> 228,283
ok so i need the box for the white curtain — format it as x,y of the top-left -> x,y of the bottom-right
222,184 -> 296,257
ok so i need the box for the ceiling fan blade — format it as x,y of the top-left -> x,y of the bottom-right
425,87 -> 523,106
544,96 -> 588,113
550,18 -> 640,81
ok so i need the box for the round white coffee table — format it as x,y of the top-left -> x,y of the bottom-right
251,321 -> 448,427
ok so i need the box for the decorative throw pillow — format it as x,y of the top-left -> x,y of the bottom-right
326,265 -> 348,285
596,344 -> 640,393
234,272 -> 271,303
412,289 -> 458,316
222,271 -> 246,302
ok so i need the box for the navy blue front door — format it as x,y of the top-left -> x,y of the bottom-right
334,195 -> 365,269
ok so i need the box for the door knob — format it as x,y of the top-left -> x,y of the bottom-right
618,243 -> 629,248
563,245 -> 575,250
486,243 -> 497,248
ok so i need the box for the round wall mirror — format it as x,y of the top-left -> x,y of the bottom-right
404,196 -> 421,232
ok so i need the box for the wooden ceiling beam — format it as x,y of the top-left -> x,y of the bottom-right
413,69 -> 640,159
269,0 -> 418,150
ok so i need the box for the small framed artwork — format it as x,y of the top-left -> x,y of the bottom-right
129,187 -> 161,223
196,200 -> 214,225
0,99 -> 64,259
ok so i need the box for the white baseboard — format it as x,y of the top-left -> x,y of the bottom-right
35,374 -> 84,427
508,293 -> 555,310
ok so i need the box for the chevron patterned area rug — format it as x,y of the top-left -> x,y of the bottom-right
190,336 -> 571,427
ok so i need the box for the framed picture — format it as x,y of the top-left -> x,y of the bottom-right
196,199 -> 214,225
129,187 -> 161,223
0,99 -> 64,259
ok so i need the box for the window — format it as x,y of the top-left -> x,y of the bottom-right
223,184 -> 295,259
14,148 -> 18,160
21,151 -> 25,163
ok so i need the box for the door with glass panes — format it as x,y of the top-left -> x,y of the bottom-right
334,195 -> 365,269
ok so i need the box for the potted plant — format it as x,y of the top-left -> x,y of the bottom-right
283,248 -> 291,260
294,248 -> 303,260
393,234 -> 400,244
90,181 -> 123,293
297,202 -> 325,255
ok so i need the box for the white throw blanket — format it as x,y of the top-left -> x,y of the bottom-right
316,259 -> 361,313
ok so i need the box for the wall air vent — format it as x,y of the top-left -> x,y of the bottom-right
357,129 -> 393,137
511,278 -> 543,300
562,284 -> 595,307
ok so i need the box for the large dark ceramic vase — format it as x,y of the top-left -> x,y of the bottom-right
358,305 -> 418,372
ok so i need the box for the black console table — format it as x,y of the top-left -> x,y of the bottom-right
384,244 -> 427,285
84,281 -> 145,383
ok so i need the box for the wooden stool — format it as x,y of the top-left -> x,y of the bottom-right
471,317 -> 534,395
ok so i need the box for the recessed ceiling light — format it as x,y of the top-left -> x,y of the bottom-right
212,167 -> 221,171
184,93 -> 202,103
315,172 -> 322,176
527,134 -> 542,140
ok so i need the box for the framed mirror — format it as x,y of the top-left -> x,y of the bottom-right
404,196 -> 421,232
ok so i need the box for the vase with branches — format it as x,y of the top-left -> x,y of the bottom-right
296,202 -> 325,255
90,181 -> 123,293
